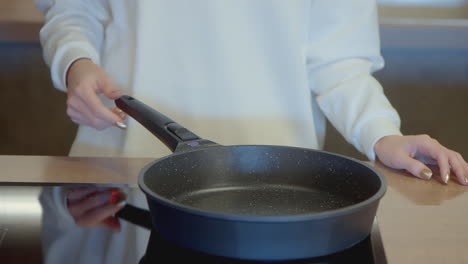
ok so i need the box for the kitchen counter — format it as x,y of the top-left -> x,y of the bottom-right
1,155 -> 467,263
0,155 -> 153,185
376,164 -> 468,264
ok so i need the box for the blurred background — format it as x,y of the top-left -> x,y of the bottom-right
0,0 -> 468,263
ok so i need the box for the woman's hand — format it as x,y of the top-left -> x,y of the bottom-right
66,58 -> 126,130
67,186 -> 127,231
375,135 -> 468,185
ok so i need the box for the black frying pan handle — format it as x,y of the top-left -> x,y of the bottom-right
115,95 -> 201,152
116,204 -> 153,230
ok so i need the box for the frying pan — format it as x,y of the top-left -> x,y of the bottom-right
114,95 -> 386,261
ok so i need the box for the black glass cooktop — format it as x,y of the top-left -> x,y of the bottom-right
139,223 -> 387,264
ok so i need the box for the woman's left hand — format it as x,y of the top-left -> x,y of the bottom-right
374,135 -> 468,185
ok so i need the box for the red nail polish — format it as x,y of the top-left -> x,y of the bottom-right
110,196 -> 118,203
111,191 -> 119,196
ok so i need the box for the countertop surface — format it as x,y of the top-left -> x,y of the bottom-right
1,155 -> 467,263
375,163 -> 468,264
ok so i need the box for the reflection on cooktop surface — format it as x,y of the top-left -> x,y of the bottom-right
139,226 -> 386,264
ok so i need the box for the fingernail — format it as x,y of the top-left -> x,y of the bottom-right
464,177 -> 468,184
117,201 -> 126,207
420,169 -> 432,180
443,173 -> 450,184
109,189 -> 125,203
115,121 -> 127,129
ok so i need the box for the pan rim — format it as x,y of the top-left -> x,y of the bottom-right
138,145 -> 387,222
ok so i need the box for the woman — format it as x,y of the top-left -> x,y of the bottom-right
36,0 -> 468,263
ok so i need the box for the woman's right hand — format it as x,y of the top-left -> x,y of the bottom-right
66,58 -> 126,130
67,186 -> 127,231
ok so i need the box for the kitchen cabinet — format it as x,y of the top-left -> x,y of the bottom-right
378,0 -> 468,20
0,2 -> 75,156
0,0 -> 44,42
0,0 -> 43,22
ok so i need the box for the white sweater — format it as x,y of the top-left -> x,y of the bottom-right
36,1 -> 402,263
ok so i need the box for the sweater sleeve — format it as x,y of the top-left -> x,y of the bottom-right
38,186 -> 77,233
305,0 -> 402,161
35,0 -> 109,92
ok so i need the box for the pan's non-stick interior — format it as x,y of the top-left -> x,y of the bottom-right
141,146 -> 383,217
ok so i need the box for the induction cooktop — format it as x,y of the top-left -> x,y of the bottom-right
139,219 -> 387,264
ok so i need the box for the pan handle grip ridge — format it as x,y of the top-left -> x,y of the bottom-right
115,95 -> 201,152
